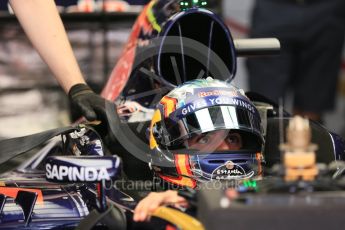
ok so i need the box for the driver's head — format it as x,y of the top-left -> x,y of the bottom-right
149,78 -> 264,188
186,130 -> 242,152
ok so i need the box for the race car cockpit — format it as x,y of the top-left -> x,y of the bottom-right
1,0 -> 345,229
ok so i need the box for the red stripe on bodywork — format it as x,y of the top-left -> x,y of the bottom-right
101,2 -> 153,101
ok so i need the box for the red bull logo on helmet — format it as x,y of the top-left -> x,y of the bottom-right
198,90 -> 238,98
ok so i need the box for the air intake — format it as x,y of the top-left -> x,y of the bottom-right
156,9 -> 237,86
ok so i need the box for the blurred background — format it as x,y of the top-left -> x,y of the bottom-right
0,0 -> 344,140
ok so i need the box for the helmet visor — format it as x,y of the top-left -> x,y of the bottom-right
163,105 -> 262,149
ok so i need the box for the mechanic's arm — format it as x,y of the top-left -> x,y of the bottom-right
9,0 -> 108,121
9,0 -> 84,92
133,190 -> 188,222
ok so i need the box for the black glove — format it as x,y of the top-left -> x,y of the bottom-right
68,83 -> 106,121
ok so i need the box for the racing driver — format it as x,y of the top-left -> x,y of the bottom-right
134,78 -> 264,221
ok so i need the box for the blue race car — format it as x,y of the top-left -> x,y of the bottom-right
1,0 -> 344,229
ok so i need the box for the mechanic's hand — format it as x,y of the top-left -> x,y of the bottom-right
68,83 -> 107,121
133,190 -> 188,222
